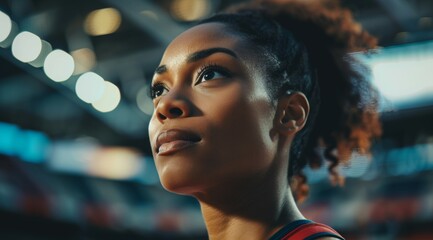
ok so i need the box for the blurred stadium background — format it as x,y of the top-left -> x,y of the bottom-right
0,0 -> 433,239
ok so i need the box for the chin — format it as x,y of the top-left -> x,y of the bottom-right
160,178 -> 201,196
157,165 -> 203,196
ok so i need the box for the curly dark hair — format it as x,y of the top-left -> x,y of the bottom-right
199,0 -> 382,202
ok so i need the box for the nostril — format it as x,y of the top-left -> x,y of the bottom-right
169,108 -> 183,117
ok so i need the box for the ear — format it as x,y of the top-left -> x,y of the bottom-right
273,91 -> 310,136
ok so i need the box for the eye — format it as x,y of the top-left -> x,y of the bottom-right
150,83 -> 168,99
201,70 -> 226,81
197,65 -> 230,84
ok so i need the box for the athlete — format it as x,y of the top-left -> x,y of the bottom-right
148,0 -> 381,239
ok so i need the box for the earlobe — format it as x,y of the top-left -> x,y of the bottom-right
274,92 -> 310,136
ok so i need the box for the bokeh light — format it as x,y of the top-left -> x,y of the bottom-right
88,148 -> 142,180
75,72 -> 105,103
43,49 -> 75,82
92,81 -> 121,112
0,10 -> 12,45
0,122 -> 50,164
84,8 -> 122,36
11,31 -> 43,63
170,0 -> 211,21
370,54 -> 433,103
340,153 -> 371,178
136,86 -> 154,115
71,48 -> 96,74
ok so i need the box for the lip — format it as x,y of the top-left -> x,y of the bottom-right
155,129 -> 201,155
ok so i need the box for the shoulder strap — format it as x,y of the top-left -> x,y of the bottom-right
281,222 -> 345,240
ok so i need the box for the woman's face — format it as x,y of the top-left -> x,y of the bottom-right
148,23 -> 279,195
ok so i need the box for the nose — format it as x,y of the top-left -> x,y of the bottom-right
154,90 -> 191,122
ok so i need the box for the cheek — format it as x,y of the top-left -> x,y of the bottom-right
200,86 -> 275,174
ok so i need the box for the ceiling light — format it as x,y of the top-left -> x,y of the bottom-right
43,50 -> 75,82
170,0 -> 211,22
0,10 -> 12,46
71,48 -> 96,74
370,54 -> 433,103
92,81 -> 121,112
12,31 -> 42,62
75,72 -> 106,103
84,8 -> 122,36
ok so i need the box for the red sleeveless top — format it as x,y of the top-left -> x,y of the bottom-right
269,219 -> 345,240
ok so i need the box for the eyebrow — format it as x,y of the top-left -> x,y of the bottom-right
154,47 -> 238,75
154,65 -> 167,74
187,47 -> 238,63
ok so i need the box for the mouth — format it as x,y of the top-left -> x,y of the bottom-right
155,129 -> 201,155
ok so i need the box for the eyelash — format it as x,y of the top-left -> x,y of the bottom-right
150,63 -> 231,99
196,63 -> 230,84
149,82 -> 167,99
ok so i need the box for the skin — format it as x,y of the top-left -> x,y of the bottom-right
148,23 -> 337,240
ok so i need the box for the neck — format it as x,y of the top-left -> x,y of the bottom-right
195,169 -> 304,240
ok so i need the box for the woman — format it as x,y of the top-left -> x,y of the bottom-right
148,0 -> 381,239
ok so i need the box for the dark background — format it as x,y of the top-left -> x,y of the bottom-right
1,0 -> 433,239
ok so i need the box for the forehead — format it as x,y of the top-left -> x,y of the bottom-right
160,23 -> 248,64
